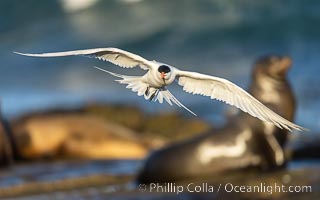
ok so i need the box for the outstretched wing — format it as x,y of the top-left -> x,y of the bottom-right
176,70 -> 306,132
14,48 -> 153,70
94,66 -> 196,116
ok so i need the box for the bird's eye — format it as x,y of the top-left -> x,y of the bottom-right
158,65 -> 171,73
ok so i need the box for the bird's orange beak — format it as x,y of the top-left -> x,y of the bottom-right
160,72 -> 166,79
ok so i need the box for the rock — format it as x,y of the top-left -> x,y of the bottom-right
0,159 -> 319,199
84,104 -> 211,141
142,112 -> 211,141
85,104 -> 144,131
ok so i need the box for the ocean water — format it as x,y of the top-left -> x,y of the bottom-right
0,0 -> 319,131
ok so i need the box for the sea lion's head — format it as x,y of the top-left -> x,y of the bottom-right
253,55 -> 292,80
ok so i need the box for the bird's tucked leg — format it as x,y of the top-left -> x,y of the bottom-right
149,90 -> 159,102
145,87 -> 159,102
145,87 -> 150,97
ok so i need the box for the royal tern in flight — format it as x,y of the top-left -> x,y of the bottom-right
14,48 -> 306,132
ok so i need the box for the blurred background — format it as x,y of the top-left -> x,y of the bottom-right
1,0 -> 319,130
0,0 -> 320,199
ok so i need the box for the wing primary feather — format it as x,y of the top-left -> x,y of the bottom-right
14,48 -> 152,70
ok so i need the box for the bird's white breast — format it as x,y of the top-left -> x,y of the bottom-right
144,71 -> 164,88
143,67 -> 175,88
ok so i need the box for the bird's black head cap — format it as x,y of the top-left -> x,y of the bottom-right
158,65 -> 171,73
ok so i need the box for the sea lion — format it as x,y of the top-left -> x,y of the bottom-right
0,102 -> 15,165
8,105 -> 210,161
137,55 -> 297,183
11,112 -> 150,160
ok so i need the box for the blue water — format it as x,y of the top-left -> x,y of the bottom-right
0,0 -> 319,131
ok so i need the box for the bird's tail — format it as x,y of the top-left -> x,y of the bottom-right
93,66 -> 134,79
159,90 -> 197,116
94,66 -> 150,97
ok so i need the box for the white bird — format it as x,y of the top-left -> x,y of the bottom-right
14,48 -> 306,132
